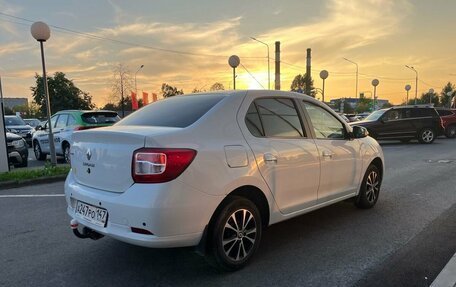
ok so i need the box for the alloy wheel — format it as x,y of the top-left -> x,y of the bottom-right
421,130 -> 434,143
34,144 -> 41,159
64,146 -> 70,164
222,209 -> 257,262
365,170 -> 380,203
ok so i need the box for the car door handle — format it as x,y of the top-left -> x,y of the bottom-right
322,151 -> 334,158
263,153 -> 278,163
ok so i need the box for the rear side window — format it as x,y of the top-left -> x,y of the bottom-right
82,112 -> 120,124
117,94 -> 225,128
410,108 -> 435,118
55,114 -> 68,129
245,98 -> 305,138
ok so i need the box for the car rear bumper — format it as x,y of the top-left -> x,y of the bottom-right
64,171 -> 223,248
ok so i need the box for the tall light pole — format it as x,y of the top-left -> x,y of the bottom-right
134,64 -> 144,106
405,84 -> 411,106
228,55 -> 240,90
343,57 -> 358,99
250,37 -> 270,90
31,21 -> 56,166
405,65 -> 418,105
372,79 -> 379,111
0,75 -> 9,172
428,88 -> 434,105
319,70 -> 329,103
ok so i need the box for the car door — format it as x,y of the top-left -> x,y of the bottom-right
38,115 -> 58,153
54,114 -> 69,154
242,97 -> 320,214
300,101 -> 361,203
377,109 -> 414,138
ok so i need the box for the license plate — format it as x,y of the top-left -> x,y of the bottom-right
75,201 -> 108,227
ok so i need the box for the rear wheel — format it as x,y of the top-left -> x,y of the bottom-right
445,125 -> 456,138
418,128 -> 435,144
207,196 -> 262,271
34,142 -> 46,161
63,143 -> 71,164
355,164 -> 381,209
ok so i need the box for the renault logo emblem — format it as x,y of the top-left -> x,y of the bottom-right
86,149 -> 92,161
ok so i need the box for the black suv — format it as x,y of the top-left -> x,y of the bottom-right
350,106 -> 444,144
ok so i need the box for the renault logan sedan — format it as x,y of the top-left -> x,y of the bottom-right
65,90 -> 384,271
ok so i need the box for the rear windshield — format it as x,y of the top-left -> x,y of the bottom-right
5,116 -> 26,126
116,94 -> 225,128
81,112 -> 120,124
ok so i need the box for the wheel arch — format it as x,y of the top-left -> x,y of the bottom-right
369,157 -> 384,181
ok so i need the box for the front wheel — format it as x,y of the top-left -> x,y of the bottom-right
355,164 -> 381,209
445,125 -> 456,139
207,196 -> 262,271
418,128 -> 435,144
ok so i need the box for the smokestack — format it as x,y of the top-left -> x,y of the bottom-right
275,41 -> 280,90
306,48 -> 311,96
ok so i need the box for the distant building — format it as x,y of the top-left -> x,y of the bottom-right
3,97 -> 28,109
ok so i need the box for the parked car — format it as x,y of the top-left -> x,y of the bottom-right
343,114 -> 361,122
351,106 -> 444,144
23,118 -> 42,128
65,91 -> 384,271
6,132 -> 28,168
33,110 -> 120,163
435,108 -> 456,138
357,112 -> 371,120
4,115 -> 34,147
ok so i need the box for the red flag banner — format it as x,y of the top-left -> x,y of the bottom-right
152,93 -> 158,102
131,91 -> 138,110
142,92 -> 149,105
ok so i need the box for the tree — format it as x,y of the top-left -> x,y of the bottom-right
420,91 -> 439,106
4,106 -> 14,115
210,82 -> 225,91
161,83 -> 183,98
31,72 -> 95,115
290,73 -> 315,97
355,94 -> 373,113
110,64 -> 133,116
439,82 -> 455,108
101,97 -> 144,111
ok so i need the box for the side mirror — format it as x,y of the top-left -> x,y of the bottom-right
352,126 -> 369,138
35,125 -> 42,131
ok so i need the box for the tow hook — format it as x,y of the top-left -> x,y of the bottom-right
70,219 -> 104,240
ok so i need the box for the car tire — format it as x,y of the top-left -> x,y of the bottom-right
206,196 -> 262,271
63,143 -> 71,164
418,128 -> 436,144
445,125 -> 456,139
355,164 -> 381,209
34,142 -> 47,161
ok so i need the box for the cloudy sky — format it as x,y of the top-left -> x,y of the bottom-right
1,0 -> 456,105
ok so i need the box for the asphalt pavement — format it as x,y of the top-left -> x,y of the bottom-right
0,138 -> 455,287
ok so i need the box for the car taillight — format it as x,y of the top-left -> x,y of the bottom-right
74,126 -> 90,131
132,148 -> 197,183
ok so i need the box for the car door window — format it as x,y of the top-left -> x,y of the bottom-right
49,115 -> 58,129
302,102 -> 345,139
55,114 -> 68,129
252,98 -> 305,138
383,110 -> 402,121
67,115 -> 78,127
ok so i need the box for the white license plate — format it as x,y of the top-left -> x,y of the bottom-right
75,201 -> 108,227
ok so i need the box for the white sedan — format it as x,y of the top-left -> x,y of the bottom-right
65,90 -> 384,271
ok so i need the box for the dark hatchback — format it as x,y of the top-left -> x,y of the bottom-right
5,115 -> 34,146
350,106 -> 444,144
6,132 -> 29,167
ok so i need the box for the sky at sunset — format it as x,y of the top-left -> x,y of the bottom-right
1,0 -> 456,106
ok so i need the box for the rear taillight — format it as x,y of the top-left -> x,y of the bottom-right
132,148 -> 197,183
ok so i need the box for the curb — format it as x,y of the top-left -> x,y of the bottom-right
0,174 -> 67,190
431,252 -> 456,287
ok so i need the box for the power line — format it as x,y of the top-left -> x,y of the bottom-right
0,12 -> 264,59
240,63 -> 265,89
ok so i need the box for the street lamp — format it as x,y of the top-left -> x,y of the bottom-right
405,65 -> 418,105
319,70 -> 329,103
372,79 -> 379,110
250,37 -> 270,90
343,57 -> 358,99
228,55 -> 240,90
405,84 -> 411,106
31,21 -> 57,166
428,88 -> 434,105
134,64 -> 144,105
446,91 -> 454,108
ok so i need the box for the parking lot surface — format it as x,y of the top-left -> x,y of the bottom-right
1,139 -> 455,287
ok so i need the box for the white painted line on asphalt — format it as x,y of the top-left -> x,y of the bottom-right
0,194 -> 65,198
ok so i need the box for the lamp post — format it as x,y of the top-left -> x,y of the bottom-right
228,55 -> 240,90
428,88 -> 434,105
343,57 -> 358,99
319,70 -> 329,103
405,65 -> 418,105
250,37 -> 270,90
31,21 -> 56,166
405,84 -> 411,106
372,79 -> 379,111
134,64 -> 144,108
0,75 -> 9,172
447,91 -> 454,109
